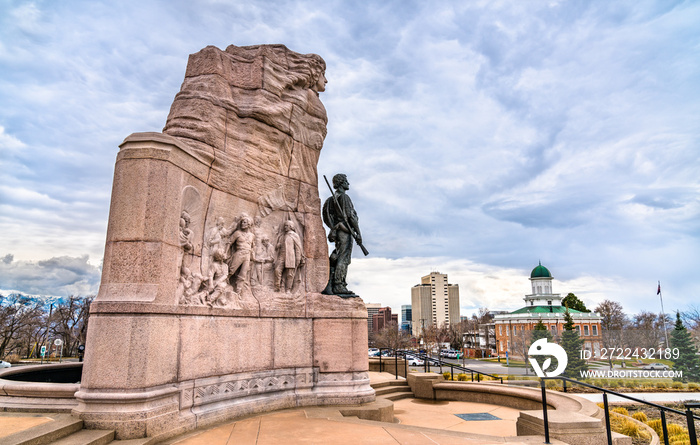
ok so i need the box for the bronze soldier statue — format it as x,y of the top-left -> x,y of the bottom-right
322,174 -> 368,297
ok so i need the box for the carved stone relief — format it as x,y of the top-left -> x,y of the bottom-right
180,367 -> 315,410
177,191 -> 307,310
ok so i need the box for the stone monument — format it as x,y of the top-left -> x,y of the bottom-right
73,44 -> 374,440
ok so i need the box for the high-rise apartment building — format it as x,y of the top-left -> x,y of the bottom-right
411,272 -> 460,336
365,303 -> 382,334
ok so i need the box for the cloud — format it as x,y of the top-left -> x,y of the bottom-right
0,254 -> 101,296
0,0 -> 698,317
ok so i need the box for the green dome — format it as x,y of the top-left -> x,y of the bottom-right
531,262 -> 552,278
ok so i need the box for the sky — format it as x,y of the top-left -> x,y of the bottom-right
0,0 -> 698,319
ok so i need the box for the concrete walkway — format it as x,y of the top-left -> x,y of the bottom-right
0,372 -> 561,444
164,407 -> 538,445
161,372 -> 548,445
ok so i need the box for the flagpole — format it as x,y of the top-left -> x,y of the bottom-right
658,281 -> 670,350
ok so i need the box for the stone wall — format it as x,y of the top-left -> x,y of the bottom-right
73,45 -> 373,440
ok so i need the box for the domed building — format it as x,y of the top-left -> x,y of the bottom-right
493,262 -> 602,359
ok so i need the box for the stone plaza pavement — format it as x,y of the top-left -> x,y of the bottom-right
158,372 -> 556,445
0,372 -> 563,444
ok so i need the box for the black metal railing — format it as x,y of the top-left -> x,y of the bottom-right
539,376 -> 700,445
374,348 -> 503,384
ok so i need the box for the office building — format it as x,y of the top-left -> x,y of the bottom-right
372,307 -> 398,333
401,305 -> 412,333
410,271 -> 460,336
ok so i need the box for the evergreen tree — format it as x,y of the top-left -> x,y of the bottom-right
531,319 -> 552,342
562,293 -> 590,312
561,309 -> 587,378
670,311 -> 700,383
529,318 -> 556,373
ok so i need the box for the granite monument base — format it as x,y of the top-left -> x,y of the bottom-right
73,294 -> 373,440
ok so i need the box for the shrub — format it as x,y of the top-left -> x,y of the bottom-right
545,380 -> 561,390
624,379 -> 639,388
442,372 -> 452,380
615,418 -> 651,440
611,407 -> 629,416
666,423 -> 687,436
647,419 -> 663,436
457,373 -> 468,381
631,411 -> 647,422
669,434 -> 691,445
608,379 -> 620,388
656,381 -> 668,389
608,412 -> 651,440
688,382 -> 699,390
671,382 -> 684,389
639,380 -> 654,389
6,354 -> 20,364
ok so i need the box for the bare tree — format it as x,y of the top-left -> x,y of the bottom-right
682,305 -> 700,346
371,322 -> 411,350
436,324 -> 451,350
449,321 -> 465,352
510,324 -> 533,374
628,311 -> 669,350
0,294 -> 44,359
595,300 -> 627,368
421,324 -> 439,355
475,308 -> 493,353
51,296 -> 93,357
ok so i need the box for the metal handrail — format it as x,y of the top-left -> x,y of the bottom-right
375,348 -> 503,384
686,403 -> 699,445
540,376 -> 700,445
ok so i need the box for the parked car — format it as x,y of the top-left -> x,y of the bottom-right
406,355 -> 424,366
0,360 -> 11,368
368,348 -> 379,357
642,363 -> 670,370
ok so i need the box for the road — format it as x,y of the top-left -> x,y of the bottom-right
414,356 -> 632,377
405,356 -> 536,377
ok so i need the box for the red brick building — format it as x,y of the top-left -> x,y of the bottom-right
372,307 -> 398,333
494,263 -> 602,359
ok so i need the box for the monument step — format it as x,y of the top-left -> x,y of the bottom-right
2,414 -> 84,445
370,380 -> 409,389
381,392 -> 414,402
108,440 -> 151,445
374,386 -> 412,396
50,429 -> 115,445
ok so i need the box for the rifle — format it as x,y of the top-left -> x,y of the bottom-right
323,175 -> 369,256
